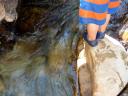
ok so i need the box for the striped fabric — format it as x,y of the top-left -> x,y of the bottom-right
79,0 -> 120,25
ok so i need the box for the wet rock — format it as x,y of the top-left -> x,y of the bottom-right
16,7 -> 44,35
0,21 -> 16,54
0,0 -> 79,96
112,0 -> 128,20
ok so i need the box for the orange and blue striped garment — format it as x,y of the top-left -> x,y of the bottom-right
79,0 -> 120,25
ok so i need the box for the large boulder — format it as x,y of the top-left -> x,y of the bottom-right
78,35 -> 128,96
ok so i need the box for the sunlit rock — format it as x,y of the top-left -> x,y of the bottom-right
78,35 -> 128,96
0,3 -> 5,21
119,20 -> 128,42
0,0 -> 18,22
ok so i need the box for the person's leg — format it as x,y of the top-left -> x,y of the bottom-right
96,14 -> 111,39
87,24 -> 99,40
83,24 -> 99,47
99,14 -> 111,32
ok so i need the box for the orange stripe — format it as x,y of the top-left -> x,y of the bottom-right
79,8 -> 107,20
109,1 -> 120,8
85,0 -> 109,5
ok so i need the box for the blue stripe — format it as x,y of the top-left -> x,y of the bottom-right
108,7 -> 119,14
79,17 -> 106,25
80,0 -> 108,13
110,0 -> 119,2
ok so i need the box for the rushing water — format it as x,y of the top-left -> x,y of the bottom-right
0,0 -> 79,96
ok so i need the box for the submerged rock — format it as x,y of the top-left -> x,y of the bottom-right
0,0 -> 79,96
0,37 -> 77,96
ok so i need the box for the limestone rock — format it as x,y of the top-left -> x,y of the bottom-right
78,35 -> 128,96
119,20 -> 128,42
0,3 -> 5,21
0,0 -> 18,22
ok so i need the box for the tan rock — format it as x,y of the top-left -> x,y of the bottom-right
0,3 -> 5,21
0,0 -> 18,22
122,30 -> 128,42
78,35 -> 128,96
119,20 -> 128,42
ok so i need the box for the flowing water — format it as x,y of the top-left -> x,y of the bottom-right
0,0 -> 79,96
